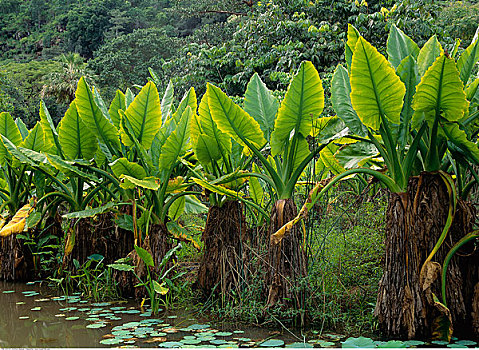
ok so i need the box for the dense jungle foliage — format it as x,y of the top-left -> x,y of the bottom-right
1,0 -> 479,345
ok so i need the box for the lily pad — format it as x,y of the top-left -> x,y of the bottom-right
181,339 -> 202,345
92,302 -> 110,307
215,332 -> 233,337
260,339 -> 285,347
86,323 -> 107,329
342,337 -> 375,348
100,338 -> 123,345
404,340 -> 425,347
150,332 -> 167,337
447,345 -> 468,348
55,314 -> 66,317
286,342 -> 314,348
110,306 -> 127,310
211,339 -> 228,345
233,330 -> 244,334
122,322 -> 140,328
19,316 -> 29,320
167,315 -> 177,318
65,316 -> 80,321
376,340 -> 407,348
187,324 -> 211,330
86,317 -> 100,321
237,338 -> 252,342
158,341 -> 183,348
35,298 -> 50,302
31,307 -> 41,311
197,336 -> 216,341
432,341 -> 450,346
456,340 -> 477,346
16,301 -> 26,305
2,290 -> 15,293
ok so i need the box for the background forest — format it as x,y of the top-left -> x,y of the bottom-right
0,0 -> 478,128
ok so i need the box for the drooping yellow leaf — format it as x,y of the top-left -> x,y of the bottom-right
0,203 -> 34,237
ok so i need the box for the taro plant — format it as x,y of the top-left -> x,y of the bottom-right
109,244 -> 182,314
277,24 -> 479,339
204,63 -> 345,311
188,91 -> 269,301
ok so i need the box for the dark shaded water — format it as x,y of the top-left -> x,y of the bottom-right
0,281 -> 303,348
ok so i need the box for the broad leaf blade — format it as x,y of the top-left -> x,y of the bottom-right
207,83 -> 266,153
456,28 -> 479,85
134,245 -> 154,267
109,90 -> 126,128
412,55 -> 469,123
417,35 -> 443,76
159,106 -> 191,170
121,81 -> 162,150
58,100 -> 98,160
161,80 -> 174,123
110,158 -> 146,180
20,122 -> 45,152
75,77 -> 120,153
244,73 -> 279,140
0,203 -> 34,237
331,64 -> 367,136
271,61 -> 324,155
387,24 -> 420,68
350,37 -> 405,130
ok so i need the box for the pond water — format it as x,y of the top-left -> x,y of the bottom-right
2,281 -> 478,348
0,281 -> 307,348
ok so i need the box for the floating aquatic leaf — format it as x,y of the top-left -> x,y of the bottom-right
167,315 -> 178,319
55,314 -> 66,317
123,309 -> 140,314
197,336 -> 216,341
22,291 -> 37,294
376,340 -> 407,348
404,340 -> 425,347
323,333 -> 344,340
233,330 -> 244,334
124,340 -> 136,345
52,296 -> 65,300
140,312 -> 152,317
143,337 -> 167,343
187,324 -> 211,330
162,327 -> 178,333
159,341 -> 183,348
447,345 -> 468,348
318,341 -> 336,348
92,302 -> 110,307
141,319 -> 163,324
432,341 -> 450,346
86,317 -> 100,321
100,338 -> 123,345
123,322 -> 140,328
108,316 -> 123,320
236,338 -> 251,342
16,301 -> 26,305
111,306 -> 127,311
181,339 -> 202,345
218,344 -> 239,348
35,298 -> 50,302
19,316 -> 29,319
65,316 -> 80,321
2,290 -> 15,293
456,340 -> 477,346
183,336 -> 197,340
341,337 -> 375,348
286,342 -> 314,348
59,307 -> 77,311
150,332 -> 167,337
215,332 -> 233,337
86,323 -> 107,329
259,339 -> 285,347
31,307 -> 41,311
211,339 -> 228,345
26,282 -> 35,285
79,300 -> 88,304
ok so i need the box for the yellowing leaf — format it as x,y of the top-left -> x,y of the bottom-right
0,203 -> 34,237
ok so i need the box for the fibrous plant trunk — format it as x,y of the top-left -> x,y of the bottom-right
125,223 -> 172,299
0,235 -> 34,281
375,172 -> 478,339
265,198 -> 308,309
196,200 -> 248,299
64,209 -> 134,270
